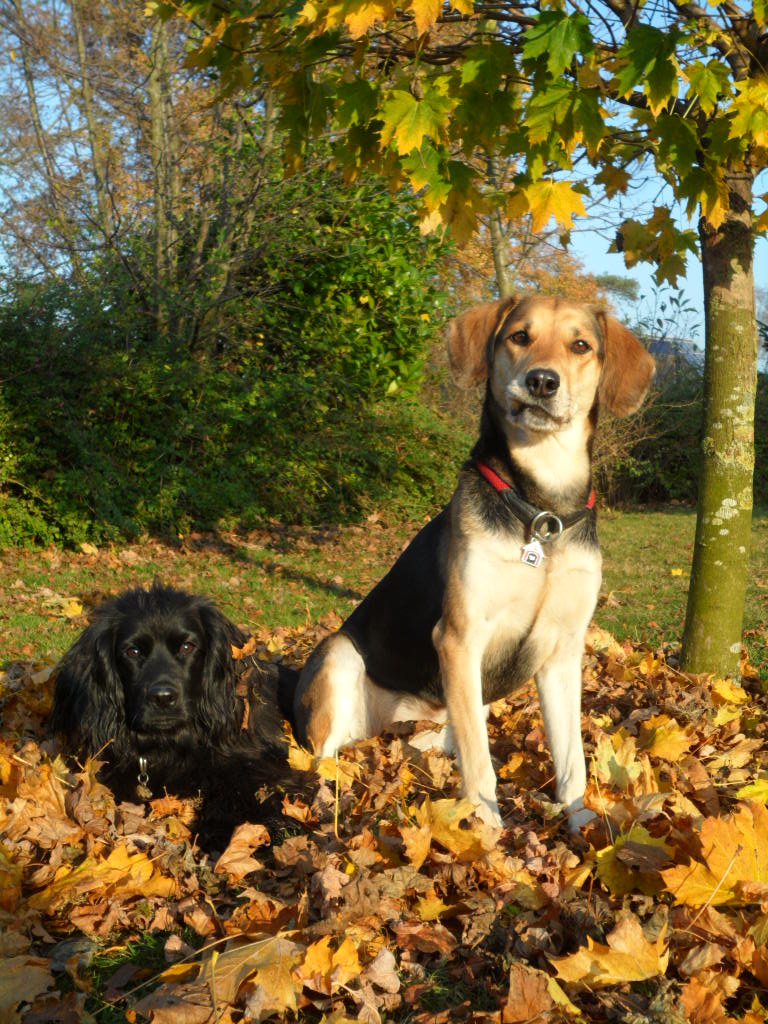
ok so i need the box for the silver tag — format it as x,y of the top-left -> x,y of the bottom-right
521,538 -> 545,567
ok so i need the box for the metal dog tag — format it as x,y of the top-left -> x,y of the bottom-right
136,756 -> 153,800
521,538 -> 545,567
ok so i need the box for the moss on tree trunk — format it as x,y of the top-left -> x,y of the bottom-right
681,171 -> 757,677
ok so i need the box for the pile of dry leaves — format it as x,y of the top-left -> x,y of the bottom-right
2,623 -> 768,1024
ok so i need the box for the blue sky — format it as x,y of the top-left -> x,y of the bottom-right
568,166 -> 768,350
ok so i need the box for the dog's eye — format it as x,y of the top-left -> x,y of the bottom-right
571,338 -> 591,354
510,329 -> 530,346
179,640 -> 197,655
124,645 -> 141,660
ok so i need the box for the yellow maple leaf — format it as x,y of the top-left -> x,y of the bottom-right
331,936 -> 361,987
406,0 -> 442,34
411,797 -> 499,861
316,755 -> 360,785
287,740 -> 314,772
523,180 -> 587,233
738,777 -> 768,805
416,894 -> 452,921
345,0 -> 396,37
596,825 -> 672,897
710,677 -> 748,705
61,598 -> 84,619
662,801 -> 768,906
400,821 -> 432,870
713,703 -> 742,725
638,714 -> 694,760
552,914 -> 668,987
296,935 -> 360,993
298,936 -> 334,992
28,845 -> 176,911
438,186 -> 484,246
221,936 -> 303,1016
593,730 -> 641,789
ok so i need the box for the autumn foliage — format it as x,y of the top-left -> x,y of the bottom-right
2,620 -> 768,1023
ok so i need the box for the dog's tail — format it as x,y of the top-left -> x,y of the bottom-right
238,655 -> 300,733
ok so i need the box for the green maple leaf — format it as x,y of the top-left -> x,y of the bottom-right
686,60 -> 732,114
656,114 -> 698,169
524,84 -> 575,145
615,24 -> 682,115
522,10 -> 594,78
573,89 -> 605,156
335,78 -> 380,128
380,87 -> 452,155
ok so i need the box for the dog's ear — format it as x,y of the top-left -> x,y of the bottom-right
197,605 -> 247,744
51,617 -> 126,759
447,296 -> 518,387
596,313 -> 656,417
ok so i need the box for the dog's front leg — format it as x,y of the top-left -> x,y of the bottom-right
535,649 -> 593,831
433,618 -> 502,828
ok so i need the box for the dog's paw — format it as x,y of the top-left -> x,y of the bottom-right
566,802 -> 596,832
471,796 -> 504,830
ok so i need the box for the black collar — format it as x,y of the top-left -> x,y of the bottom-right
474,459 -> 595,541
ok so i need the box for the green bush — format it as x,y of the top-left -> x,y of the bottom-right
0,177 -> 454,546
596,368 -> 767,507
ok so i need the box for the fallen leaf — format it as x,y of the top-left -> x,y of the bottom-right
593,731 -> 641,789
207,936 -> 303,1017
710,677 -> 748,705
415,894 -> 452,921
0,955 -> 56,1018
502,963 -> 554,1022
662,801 -> 768,906
362,947 -> 400,994
551,914 -> 668,987
215,822 -> 271,881
410,797 -> 499,861
638,714 -> 694,760
28,844 -> 176,911
596,825 -> 672,896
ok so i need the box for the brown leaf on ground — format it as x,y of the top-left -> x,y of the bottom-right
214,822 -> 271,881
0,955 -> 57,1019
502,963 -> 554,1022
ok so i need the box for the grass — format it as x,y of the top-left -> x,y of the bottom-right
1,506 -> 766,679
598,506 -> 768,676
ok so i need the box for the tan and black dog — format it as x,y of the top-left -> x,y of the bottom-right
294,295 -> 655,828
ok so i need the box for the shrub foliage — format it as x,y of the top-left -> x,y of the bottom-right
0,177 -> 454,546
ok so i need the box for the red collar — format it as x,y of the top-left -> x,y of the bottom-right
475,460 -> 595,509
474,459 -> 595,541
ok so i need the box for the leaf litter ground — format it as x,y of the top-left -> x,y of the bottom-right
2,547 -> 768,1022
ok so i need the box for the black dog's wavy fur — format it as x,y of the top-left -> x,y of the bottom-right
51,583 -> 302,848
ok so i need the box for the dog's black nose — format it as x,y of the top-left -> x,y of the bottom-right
148,683 -> 179,709
525,368 -> 560,398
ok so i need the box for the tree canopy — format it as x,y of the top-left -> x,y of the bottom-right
159,0 -> 768,272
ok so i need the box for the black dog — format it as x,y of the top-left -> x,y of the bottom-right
51,583 -> 302,848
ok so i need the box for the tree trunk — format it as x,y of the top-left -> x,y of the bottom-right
681,170 -> 757,677
486,154 -> 514,298
148,18 -> 172,337
70,0 -> 113,241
